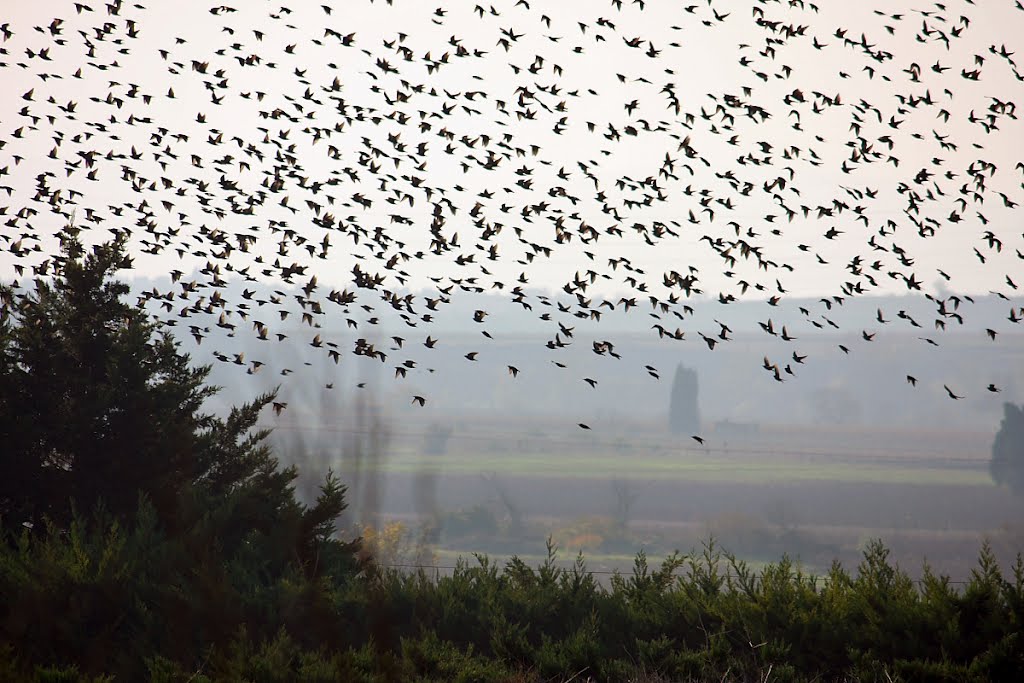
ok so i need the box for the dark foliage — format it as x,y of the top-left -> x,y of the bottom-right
0,231 -> 362,680
0,228 -> 277,531
2,524 -> 1023,682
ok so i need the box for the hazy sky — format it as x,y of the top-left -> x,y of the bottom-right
2,0 -> 1023,415
3,0 -> 1022,291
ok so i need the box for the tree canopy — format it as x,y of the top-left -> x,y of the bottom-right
0,226 -> 350,567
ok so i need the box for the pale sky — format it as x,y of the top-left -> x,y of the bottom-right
2,0 -> 1022,290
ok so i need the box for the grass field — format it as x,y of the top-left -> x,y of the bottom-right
272,413 -> 997,486
330,449 -> 993,486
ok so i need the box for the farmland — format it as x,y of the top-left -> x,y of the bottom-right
269,415 -> 1021,583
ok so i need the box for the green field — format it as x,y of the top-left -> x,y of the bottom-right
333,450 -> 994,486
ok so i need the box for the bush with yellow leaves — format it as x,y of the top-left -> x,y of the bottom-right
360,519 -> 438,569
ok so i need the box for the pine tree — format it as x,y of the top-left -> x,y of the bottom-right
0,227 -> 349,569
1,229 -> 216,528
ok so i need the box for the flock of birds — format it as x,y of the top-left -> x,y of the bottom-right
1,0 -> 1023,434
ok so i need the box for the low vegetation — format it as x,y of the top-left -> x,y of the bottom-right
2,517 -> 1024,682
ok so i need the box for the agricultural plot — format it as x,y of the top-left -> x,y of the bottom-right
279,419 -> 1020,583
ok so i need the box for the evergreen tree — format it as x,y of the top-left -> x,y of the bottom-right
1,229 -> 213,529
668,363 -> 701,435
0,231 -> 366,679
990,402 -> 1024,497
0,227 -> 349,572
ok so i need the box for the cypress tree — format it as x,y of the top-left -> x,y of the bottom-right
990,402 -> 1024,497
668,363 -> 701,435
